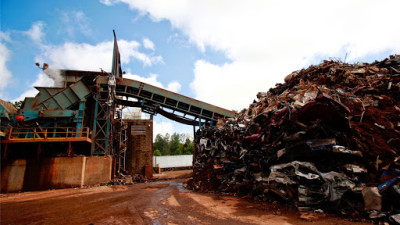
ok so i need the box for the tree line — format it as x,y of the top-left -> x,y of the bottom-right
153,133 -> 194,156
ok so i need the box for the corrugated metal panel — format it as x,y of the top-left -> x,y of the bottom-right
31,80 -> 90,110
0,99 -> 17,114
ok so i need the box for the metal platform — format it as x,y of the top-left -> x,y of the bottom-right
2,127 -> 92,143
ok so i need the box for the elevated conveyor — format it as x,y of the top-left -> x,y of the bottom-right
96,76 -> 235,126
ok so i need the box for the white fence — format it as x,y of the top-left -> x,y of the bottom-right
153,155 -> 193,168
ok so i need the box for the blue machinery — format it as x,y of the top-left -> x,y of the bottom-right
1,71 -> 235,157
0,32 -> 235,160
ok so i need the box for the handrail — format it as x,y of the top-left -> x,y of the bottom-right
0,123 -> 12,137
7,127 -> 91,140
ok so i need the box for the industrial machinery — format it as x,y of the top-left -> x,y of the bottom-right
0,31 -> 235,175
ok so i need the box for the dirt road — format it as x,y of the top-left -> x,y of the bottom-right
0,170 -> 371,225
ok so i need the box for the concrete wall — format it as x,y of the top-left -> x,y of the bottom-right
153,155 -> 193,168
1,156 -> 112,193
1,159 -> 26,192
37,157 -> 85,189
84,156 -> 112,186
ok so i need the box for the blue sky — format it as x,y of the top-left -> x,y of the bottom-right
1,0 -> 400,138
1,0 -> 227,98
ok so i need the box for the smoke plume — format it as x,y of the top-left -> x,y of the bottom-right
43,66 -> 64,87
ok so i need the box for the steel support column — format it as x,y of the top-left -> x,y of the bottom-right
74,101 -> 85,137
91,93 -> 111,155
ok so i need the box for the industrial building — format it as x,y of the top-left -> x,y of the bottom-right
0,33 -> 235,192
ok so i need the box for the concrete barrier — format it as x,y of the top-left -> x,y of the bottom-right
84,156 -> 112,186
22,157 -> 86,191
1,160 -> 26,192
153,155 -> 193,168
1,156 -> 113,193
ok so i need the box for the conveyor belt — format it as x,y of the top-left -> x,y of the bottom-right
97,76 -> 235,125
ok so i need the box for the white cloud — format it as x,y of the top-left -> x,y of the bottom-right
60,11 -> 92,38
143,38 -> 155,50
153,120 -> 174,141
0,43 -> 12,95
0,31 -> 11,42
124,73 -> 163,87
167,81 -> 181,92
124,73 -> 182,92
0,23 -> 54,100
103,0 -> 400,110
99,0 -> 114,6
6,20 -> 164,102
0,25 -> 46,100
12,72 -> 54,101
38,39 -> 163,70
24,21 -> 45,44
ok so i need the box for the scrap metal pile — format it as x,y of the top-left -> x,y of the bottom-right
188,55 -> 400,220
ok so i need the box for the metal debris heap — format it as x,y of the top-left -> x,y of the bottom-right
188,55 -> 400,219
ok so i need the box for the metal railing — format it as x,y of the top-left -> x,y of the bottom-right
7,127 -> 91,141
0,123 -> 12,137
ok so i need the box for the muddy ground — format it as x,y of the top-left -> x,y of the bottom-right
0,170 -> 372,225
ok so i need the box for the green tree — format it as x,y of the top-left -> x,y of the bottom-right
153,133 -> 194,156
182,138 -> 194,155
153,149 -> 162,156
169,133 -> 181,155
153,133 -> 170,155
177,144 -> 184,155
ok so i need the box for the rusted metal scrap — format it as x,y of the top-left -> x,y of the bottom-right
188,55 -> 400,221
